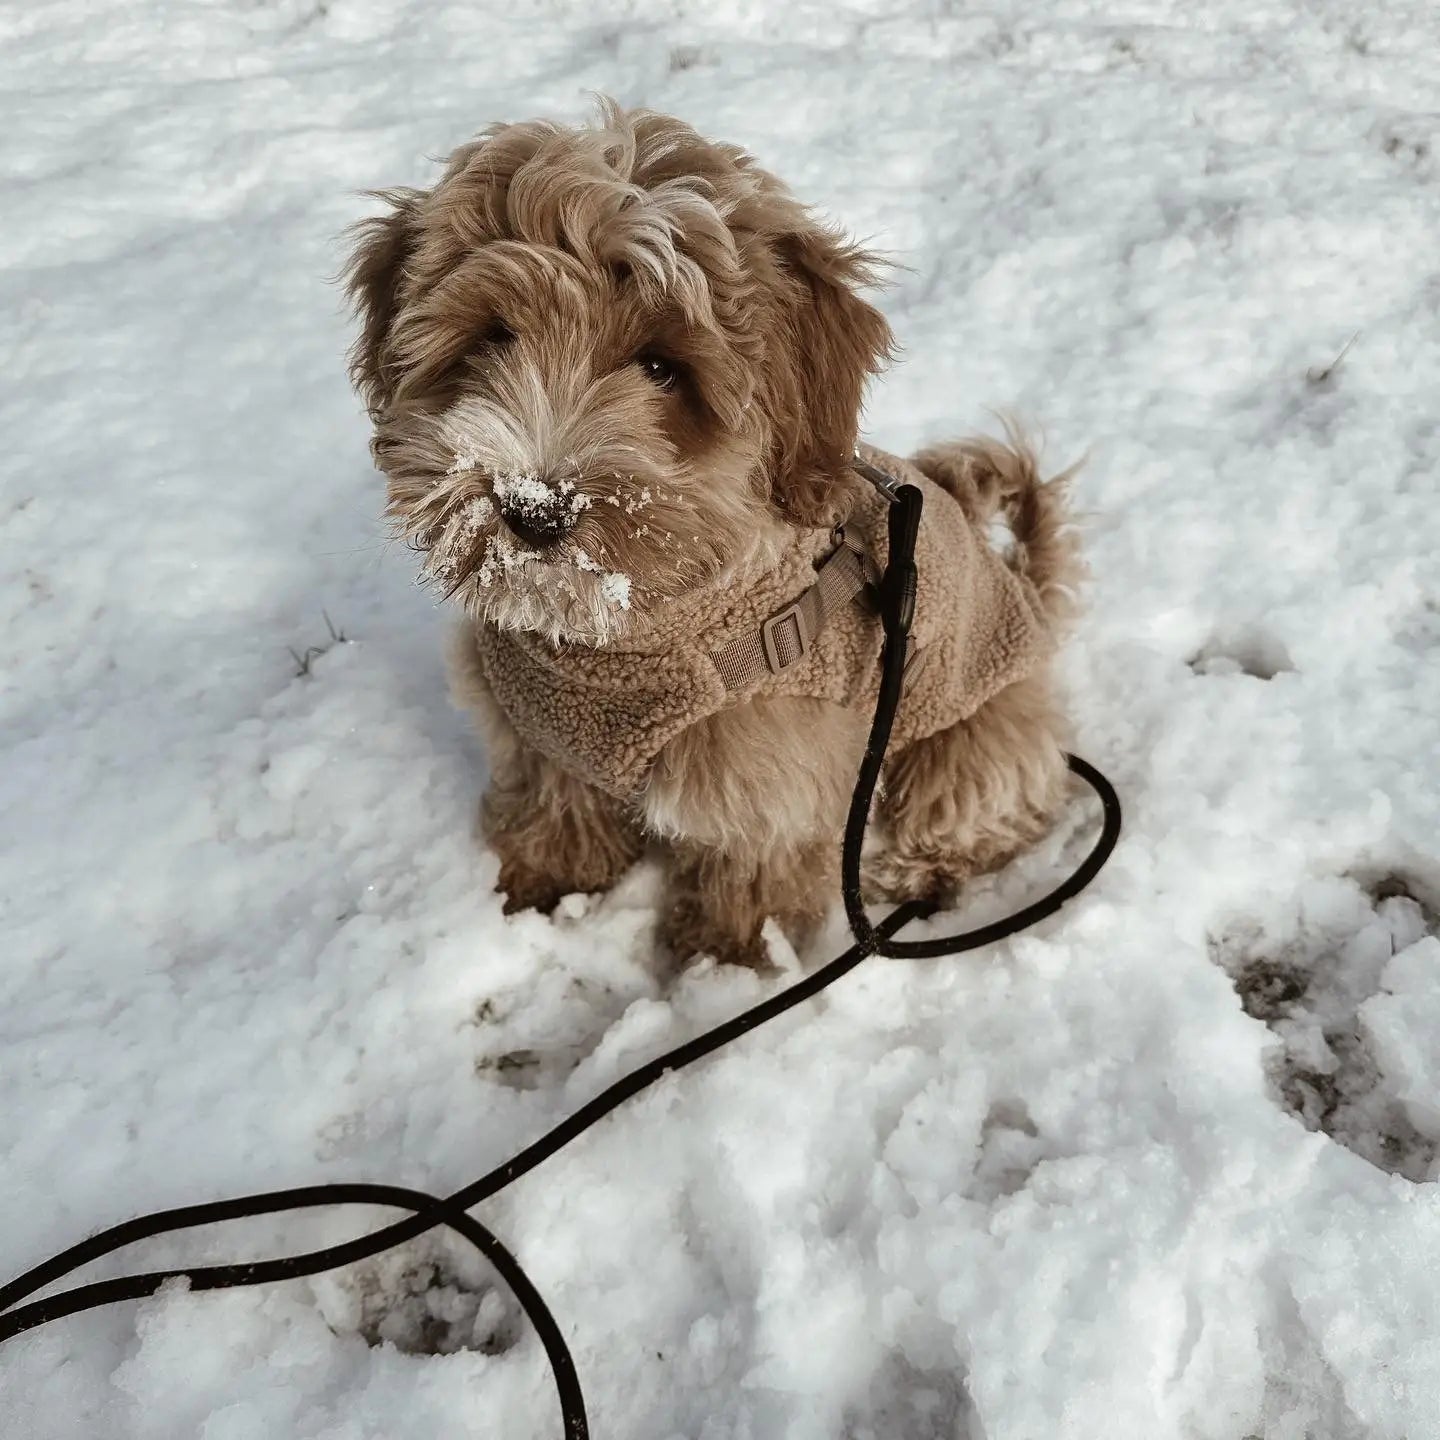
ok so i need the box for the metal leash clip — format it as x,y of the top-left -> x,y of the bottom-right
851,450 -> 905,503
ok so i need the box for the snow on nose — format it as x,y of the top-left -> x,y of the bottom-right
491,471 -> 589,549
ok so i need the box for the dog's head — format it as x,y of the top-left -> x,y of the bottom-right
345,100 -> 893,645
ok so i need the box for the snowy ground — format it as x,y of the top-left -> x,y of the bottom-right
4,1 -> 1440,1436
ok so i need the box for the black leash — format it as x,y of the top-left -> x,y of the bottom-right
0,476 -> 1121,1440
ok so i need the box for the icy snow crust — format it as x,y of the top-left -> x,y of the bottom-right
4,2 -> 1440,1437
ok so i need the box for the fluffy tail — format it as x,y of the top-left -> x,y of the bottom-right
909,422 -> 1085,636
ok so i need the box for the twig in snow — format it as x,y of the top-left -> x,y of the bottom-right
288,610 -> 351,677
1307,331 -> 1360,386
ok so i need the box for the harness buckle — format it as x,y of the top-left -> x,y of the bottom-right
760,600 -> 812,674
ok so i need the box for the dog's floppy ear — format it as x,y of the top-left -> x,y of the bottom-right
762,227 -> 894,526
343,188 -> 425,415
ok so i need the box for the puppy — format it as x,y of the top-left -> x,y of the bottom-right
345,100 -> 1082,967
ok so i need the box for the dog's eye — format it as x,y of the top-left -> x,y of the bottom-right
482,318 -> 516,348
637,352 -> 681,391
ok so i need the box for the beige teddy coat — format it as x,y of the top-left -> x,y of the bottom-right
471,444 -> 1047,800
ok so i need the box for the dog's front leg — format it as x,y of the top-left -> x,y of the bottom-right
450,624 -> 644,914
483,747 -> 645,915
645,696 -> 867,966
660,836 -> 834,968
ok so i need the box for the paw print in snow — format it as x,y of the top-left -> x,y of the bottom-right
1211,871 -> 1440,1181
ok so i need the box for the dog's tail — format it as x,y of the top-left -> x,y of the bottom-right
909,422 -> 1085,636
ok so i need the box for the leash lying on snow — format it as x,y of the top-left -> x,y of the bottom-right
0,463 -> 1121,1439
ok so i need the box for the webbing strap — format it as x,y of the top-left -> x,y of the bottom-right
709,535 -> 872,690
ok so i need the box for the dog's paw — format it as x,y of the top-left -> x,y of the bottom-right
657,904 -> 772,970
495,860 -> 576,917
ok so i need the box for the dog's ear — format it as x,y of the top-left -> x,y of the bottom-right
343,188 -> 425,415
762,227 -> 894,527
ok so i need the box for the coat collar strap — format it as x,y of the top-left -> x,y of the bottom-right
707,528 -> 875,690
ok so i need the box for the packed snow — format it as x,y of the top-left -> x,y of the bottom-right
3,2 -> 1440,1438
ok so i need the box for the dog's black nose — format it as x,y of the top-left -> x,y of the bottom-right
494,481 -> 574,550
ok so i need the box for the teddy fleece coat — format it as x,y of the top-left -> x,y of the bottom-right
472,444 -> 1048,800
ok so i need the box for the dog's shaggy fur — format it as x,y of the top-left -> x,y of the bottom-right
346,99 -> 1083,966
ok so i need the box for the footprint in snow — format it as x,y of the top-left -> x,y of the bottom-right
1210,870 -> 1440,1181
1187,622 -> 1295,680
469,971 -> 644,1091
843,1350 -> 977,1440
312,1238 -> 521,1357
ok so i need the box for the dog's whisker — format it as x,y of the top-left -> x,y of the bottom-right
439,547 -> 487,601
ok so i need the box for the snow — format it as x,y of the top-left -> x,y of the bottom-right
490,471 -> 593,520
598,572 -> 632,609
3,1 -> 1440,1438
